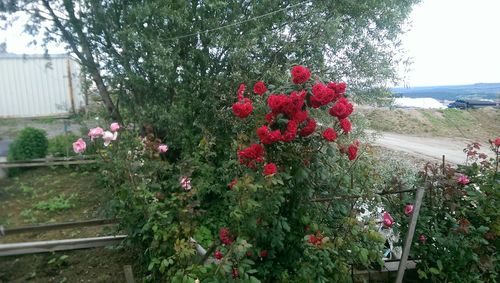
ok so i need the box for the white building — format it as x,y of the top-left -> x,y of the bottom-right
0,54 -> 84,118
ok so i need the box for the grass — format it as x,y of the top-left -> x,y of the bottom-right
362,107 -> 500,140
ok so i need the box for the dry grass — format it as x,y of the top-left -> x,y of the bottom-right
358,107 -> 500,140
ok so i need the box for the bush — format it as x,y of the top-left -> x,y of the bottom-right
385,140 -> 500,283
90,67 -> 395,282
48,133 -> 79,157
7,127 -> 49,176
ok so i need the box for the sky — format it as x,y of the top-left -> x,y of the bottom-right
1,0 -> 499,88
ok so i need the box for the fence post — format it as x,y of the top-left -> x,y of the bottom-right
395,186 -> 425,283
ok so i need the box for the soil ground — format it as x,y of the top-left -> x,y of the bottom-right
0,167 -> 138,282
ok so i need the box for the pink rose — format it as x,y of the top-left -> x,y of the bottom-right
103,131 -> 117,146
72,138 -> 86,154
110,122 -> 120,132
419,234 -> 427,244
457,174 -> 470,185
88,127 -> 104,140
382,211 -> 394,228
180,176 -> 192,191
404,204 -> 414,216
158,144 -> 169,153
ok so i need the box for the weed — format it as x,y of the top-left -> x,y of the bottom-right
33,194 -> 76,212
20,209 -> 37,223
20,184 -> 35,196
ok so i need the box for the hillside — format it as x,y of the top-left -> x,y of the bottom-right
391,83 -> 500,101
358,107 -> 500,141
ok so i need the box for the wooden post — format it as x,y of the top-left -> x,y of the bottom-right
123,265 -> 135,283
442,155 -> 445,174
395,186 -> 425,283
66,59 -> 76,114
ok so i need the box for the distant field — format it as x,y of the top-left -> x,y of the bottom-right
392,83 -> 500,101
358,107 -> 500,141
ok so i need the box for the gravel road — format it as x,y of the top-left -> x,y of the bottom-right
371,132 -> 471,164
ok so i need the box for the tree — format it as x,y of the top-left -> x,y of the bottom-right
0,0 -> 419,152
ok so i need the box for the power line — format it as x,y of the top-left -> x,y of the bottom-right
164,0 -> 311,41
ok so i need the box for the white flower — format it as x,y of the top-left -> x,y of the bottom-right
103,131 -> 114,146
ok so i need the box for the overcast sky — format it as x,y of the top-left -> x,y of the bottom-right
1,0 -> 499,87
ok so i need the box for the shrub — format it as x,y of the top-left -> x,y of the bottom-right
48,133 -> 80,157
386,140 -> 500,283
88,67 -> 395,282
7,127 -> 48,176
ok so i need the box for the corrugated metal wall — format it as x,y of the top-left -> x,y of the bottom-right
0,54 -> 84,118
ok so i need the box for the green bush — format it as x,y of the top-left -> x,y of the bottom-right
48,133 -> 79,157
7,127 -> 48,176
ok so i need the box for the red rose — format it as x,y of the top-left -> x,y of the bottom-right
300,118 -> 317,137
291,65 -> 311,84
335,82 -> 346,94
237,84 -> 246,100
260,250 -> 268,258
228,178 -> 237,190
263,163 -> 277,176
214,250 -> 223,260
494,137 -> 500,147
340,118 -> 352,134
257,125 -> 272,144
238,143 -> 265,169
347,143 -> 358,160
232,267 -> 240,279
219,227 -> 234,245
269,130 -> 282,143
253,81 -> 267,95
292,110 -> 308,123
232,98 -> 253,118
322,128 -> 337,142
329,98 -> 353,119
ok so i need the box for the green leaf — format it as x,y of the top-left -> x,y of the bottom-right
429,267 -> 440,275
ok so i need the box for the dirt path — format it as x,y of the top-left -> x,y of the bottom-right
371,132 -> 472,164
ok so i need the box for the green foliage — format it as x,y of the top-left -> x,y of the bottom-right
7,127 -> 48,161
7,127 -> 48,176
48,133 -> 80,157
387,141 -> 500,283
34,194 -> 75,212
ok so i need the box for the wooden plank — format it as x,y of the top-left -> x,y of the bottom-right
0,159 -> 97,168
0,235 -> 127,256
123,265 -> 136,283
0,156 -> 95,164
395,187 -> 425,283
1,218 -> 119,236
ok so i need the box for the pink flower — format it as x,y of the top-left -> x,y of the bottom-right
110,122 -> 120,132
102,131 -> 117,146
180,176 -> 192,191
88,127 -> 104,140
158,144 -> 169,153
382,211 -> 394,228
457,174 -> 470,185
404,204 -> 414,216
72,138 -> 86,154
419,234 -> 427,244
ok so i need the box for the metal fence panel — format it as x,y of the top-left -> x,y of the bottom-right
0,54 -> 83,118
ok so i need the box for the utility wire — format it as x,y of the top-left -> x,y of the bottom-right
164,0 -> 311,41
